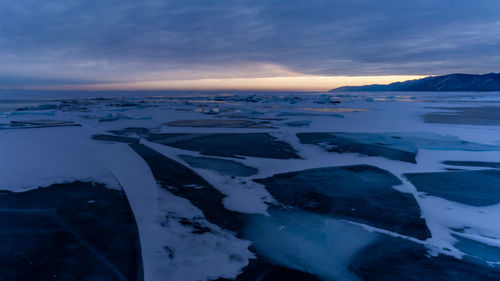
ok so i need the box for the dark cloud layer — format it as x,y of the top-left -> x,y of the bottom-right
1,0 -> 500,85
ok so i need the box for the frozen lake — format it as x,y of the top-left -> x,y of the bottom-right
1,90 -> 500,280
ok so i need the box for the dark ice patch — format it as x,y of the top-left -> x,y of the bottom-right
298,132 -> 418,163
109,127 -> 151,136
284,120 -> 312,127
254,165 -> 431,240
165,119 -> 274,128
145,133 -> 300,159
298,132 -> 498,163
177,217 -> 213,234
277,111 -> 343,118
1,120 -> 80,130
235,259 -> 321,281
92,134 -> 140,144
445,168 -> 466,171
349,236 -> 500,281
243,209 -> 380,281
16,104 -> 58,111
218,113 -> 283,121
425,106 -> 500,125
0,181 -> 142,281
452,234 -> 500,268
164,215 -> 213,235
443,161 -> 500,169
406,170 -> 500,206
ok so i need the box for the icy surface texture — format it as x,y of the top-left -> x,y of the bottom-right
165,119 -> 273,128
443,161 -> 500,169
3,91 -> 500,280
298,132 -> 498,163
0,181 -> 142,281
425,106 -> 500,125
350,236 -> 500,281
244,210 -> 380,281
145,133 -> 300,159
255,165 -> 431,239
406,169 -> 500,206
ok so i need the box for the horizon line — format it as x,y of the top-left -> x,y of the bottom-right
0,75 -> 428,92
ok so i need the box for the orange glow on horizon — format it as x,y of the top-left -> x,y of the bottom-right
17,75 -> 428,91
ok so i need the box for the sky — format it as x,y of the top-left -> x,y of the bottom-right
1,0 -> 500,91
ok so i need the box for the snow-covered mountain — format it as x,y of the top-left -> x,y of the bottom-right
331,73 -> 500,92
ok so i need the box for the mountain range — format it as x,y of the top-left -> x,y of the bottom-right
331,73 -> 500,92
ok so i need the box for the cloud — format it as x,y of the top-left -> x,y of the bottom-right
1,0 -> 499,86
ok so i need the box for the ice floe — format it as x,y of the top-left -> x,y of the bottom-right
406,169 -> 500,206
254,165 -> 431,239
